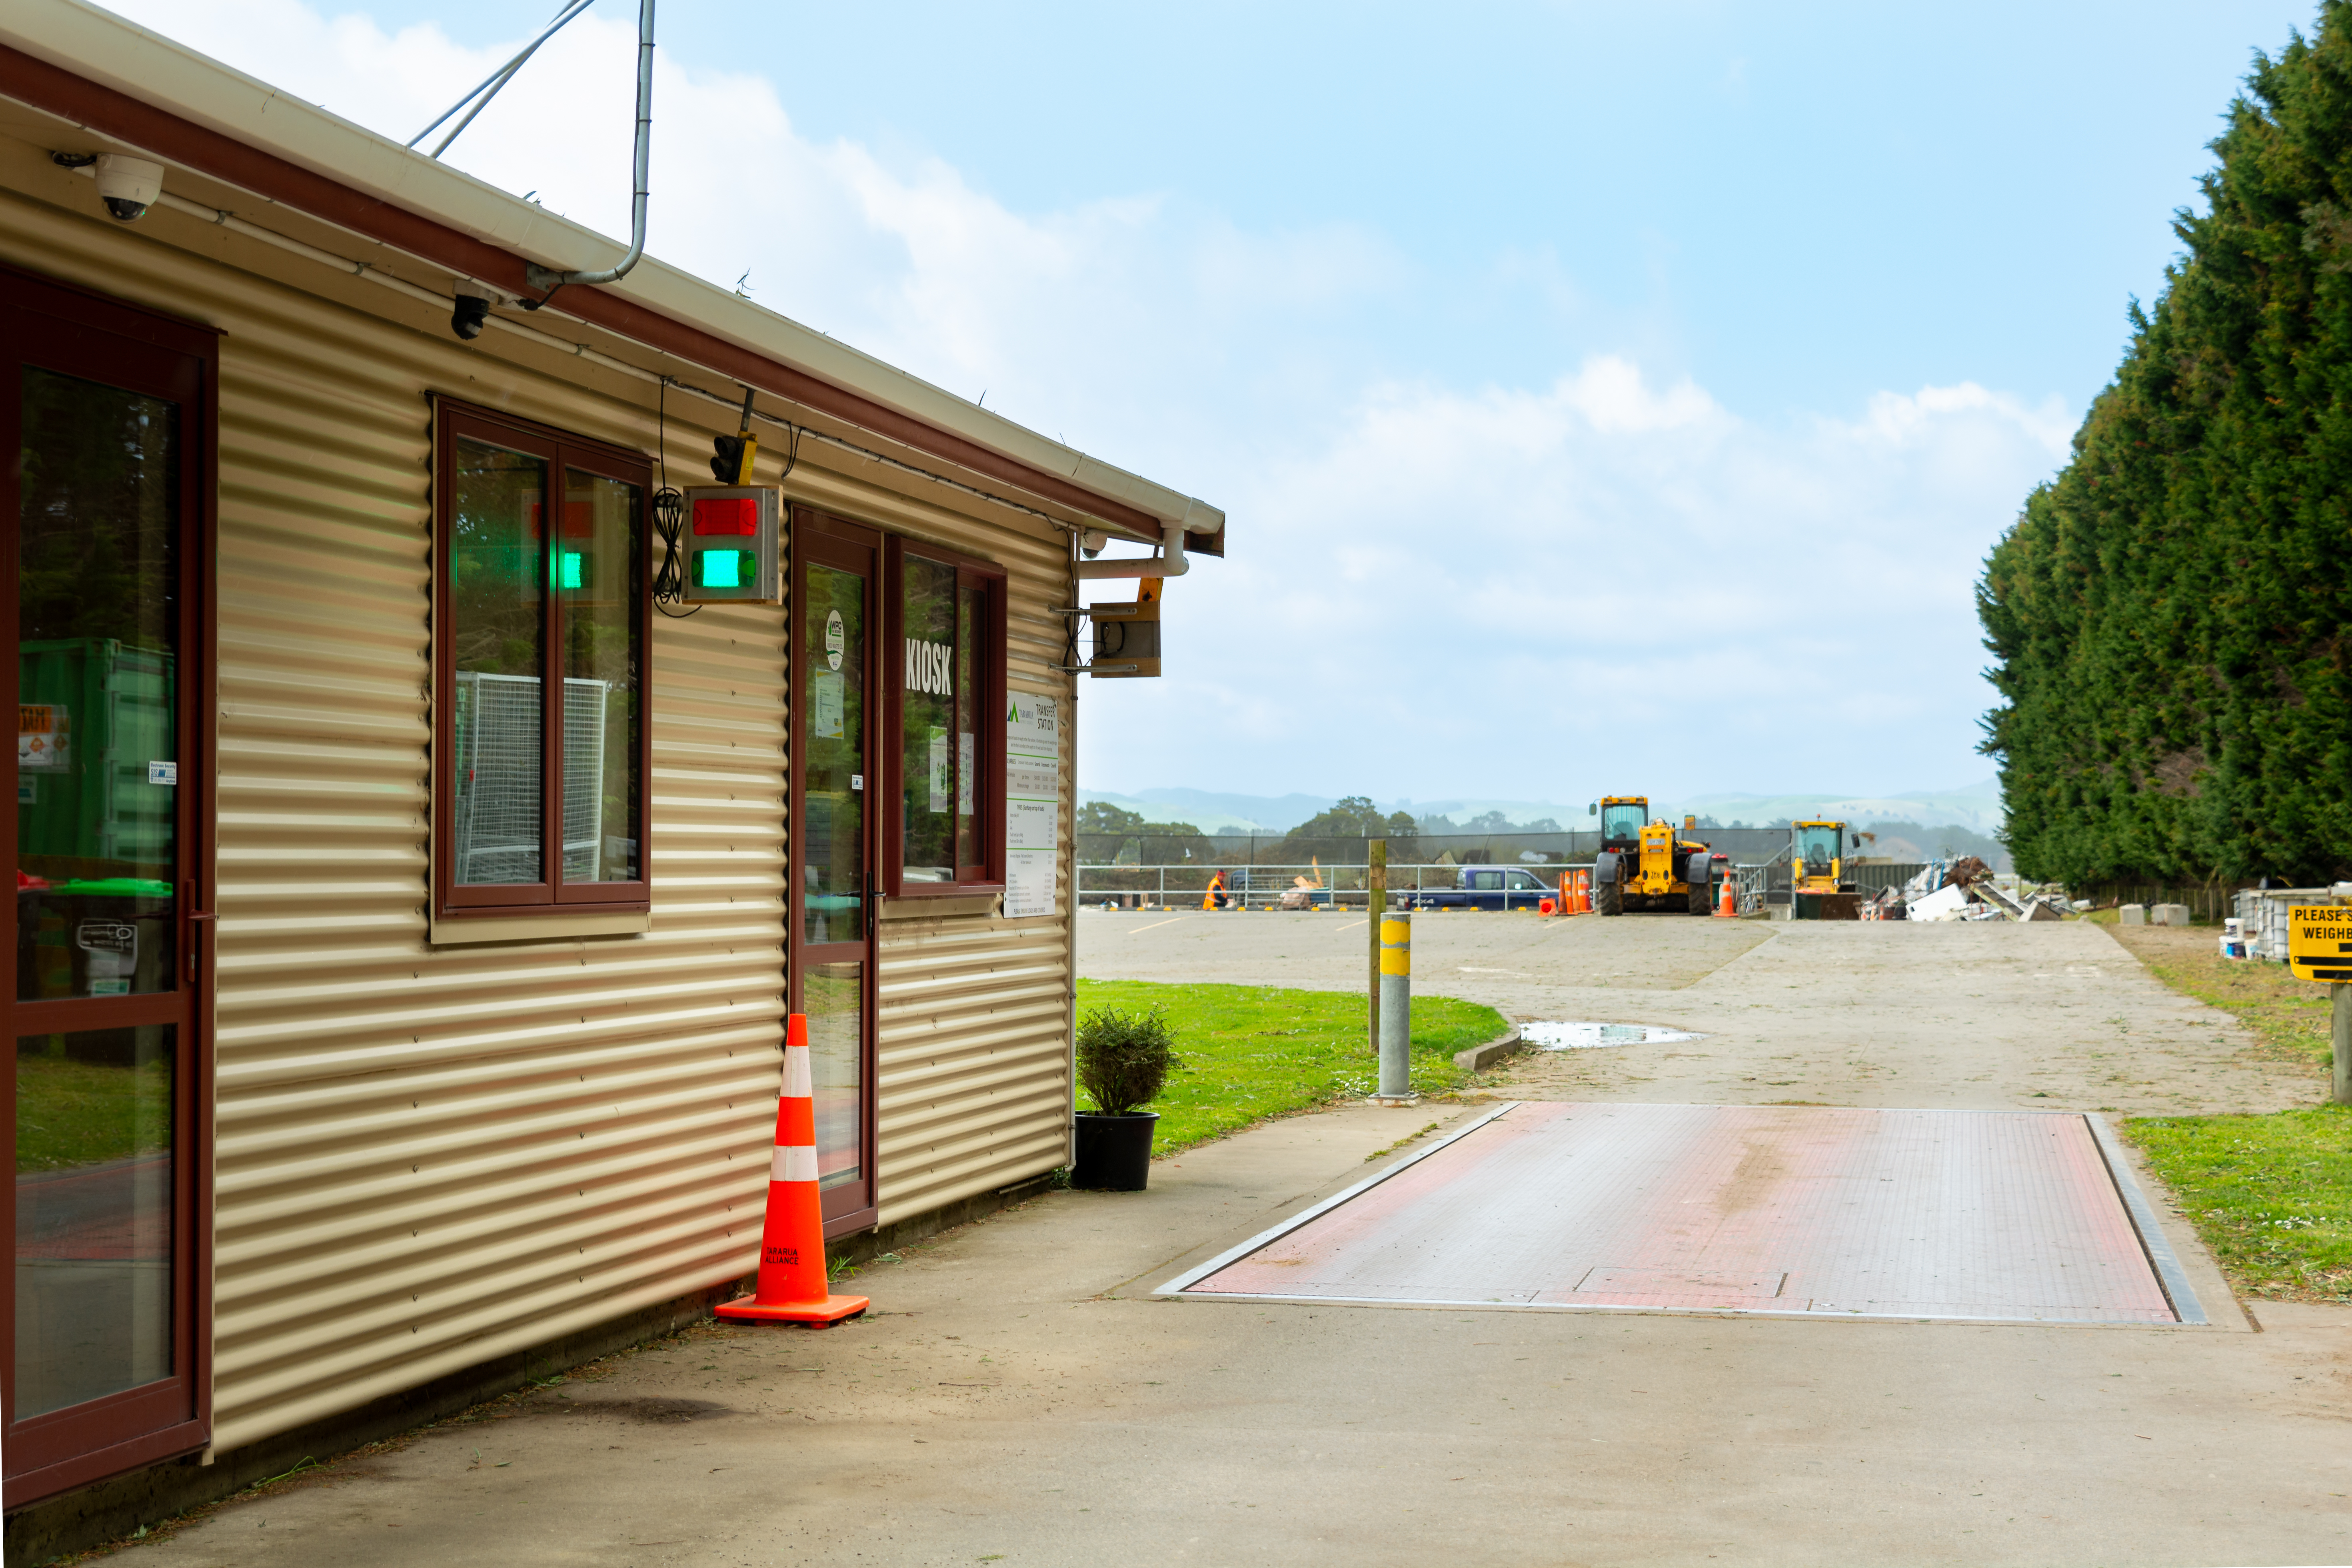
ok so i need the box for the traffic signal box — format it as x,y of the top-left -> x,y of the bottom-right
679,486 -> 781,604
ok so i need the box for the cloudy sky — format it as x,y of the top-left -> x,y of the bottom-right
110,0 -> 2315,807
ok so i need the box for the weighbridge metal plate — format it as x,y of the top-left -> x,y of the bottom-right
1163,1103 -> 2198,1325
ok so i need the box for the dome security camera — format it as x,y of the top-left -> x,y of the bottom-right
94,154 -> 163,222
1079,529 -> 1107,559
451,279 -> 492,341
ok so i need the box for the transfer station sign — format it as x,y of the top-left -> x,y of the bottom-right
2286,905 -> 2352,982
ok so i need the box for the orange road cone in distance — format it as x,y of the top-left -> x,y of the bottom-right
1715,874 -> 1737,918
716,1014 -> 868,1326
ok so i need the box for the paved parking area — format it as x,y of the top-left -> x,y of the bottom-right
1077,909 -> 2317,1117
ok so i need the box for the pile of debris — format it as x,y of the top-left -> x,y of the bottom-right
1888,858 -> 2076,923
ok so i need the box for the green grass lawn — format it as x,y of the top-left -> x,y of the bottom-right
2104,922 -> 2348,1302
15,1054 -> 172,1171
2127,1107 -> 2352,1302
1073,980 -> 1509,1157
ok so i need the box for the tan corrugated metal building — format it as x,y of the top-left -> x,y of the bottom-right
0,0 -> 1221,1537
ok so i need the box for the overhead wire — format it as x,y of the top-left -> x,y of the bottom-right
409,0 -> 599,159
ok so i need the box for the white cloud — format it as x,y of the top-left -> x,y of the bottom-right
109,0 -> 2074,803
1105,364 -> 2070,799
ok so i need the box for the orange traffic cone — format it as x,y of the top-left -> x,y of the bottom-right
1714,875 -> 1738,918
716,1013 -> 869,1326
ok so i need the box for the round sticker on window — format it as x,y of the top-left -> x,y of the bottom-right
825,609 -> 845,671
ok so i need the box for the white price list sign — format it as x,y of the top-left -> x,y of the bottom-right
1003,693 -> 1059,918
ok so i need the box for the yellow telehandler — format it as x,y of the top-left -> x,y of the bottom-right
1587,795 -> 1719,915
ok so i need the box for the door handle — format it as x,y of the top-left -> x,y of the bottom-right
183,880 -> 216,981
867,872 -> 879,938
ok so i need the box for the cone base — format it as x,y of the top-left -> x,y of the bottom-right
714,1291 -> 869,1325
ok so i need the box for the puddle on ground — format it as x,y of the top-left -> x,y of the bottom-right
1521,1021 -> 1701,1050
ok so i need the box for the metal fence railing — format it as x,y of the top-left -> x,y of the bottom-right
1078,862 -> 1588,911
1075,861 -> 1837,913
1076,827 -> 1806,871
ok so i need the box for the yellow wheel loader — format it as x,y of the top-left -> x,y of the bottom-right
1790,820 -> 1858,895
1587,796 -> 1720,915
1789,819 -> 1863,919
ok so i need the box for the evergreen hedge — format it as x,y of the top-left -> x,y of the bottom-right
1981,4 -> 2352,886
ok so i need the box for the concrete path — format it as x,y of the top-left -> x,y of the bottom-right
126,914 -> 2350,1567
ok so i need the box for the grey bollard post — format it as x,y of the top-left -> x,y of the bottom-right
1376,909 -> 1415,1102
1367,839 -> 1386,1058
2335,983 -> 2352,1107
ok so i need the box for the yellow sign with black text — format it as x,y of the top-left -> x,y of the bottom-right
2286,904 -> 2352,982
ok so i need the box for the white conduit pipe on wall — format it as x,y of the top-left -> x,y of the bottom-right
71,168 -> 1184,542
1072,517 -> 1192,579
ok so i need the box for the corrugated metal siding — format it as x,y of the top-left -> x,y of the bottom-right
0,163 -> 1083,1454
205,309 -> 794,1452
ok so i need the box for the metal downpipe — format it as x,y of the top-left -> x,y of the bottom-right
526,0 -> 655,298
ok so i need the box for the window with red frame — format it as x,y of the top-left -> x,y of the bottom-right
433,401 -> 651,919
886,539 -> 1005,895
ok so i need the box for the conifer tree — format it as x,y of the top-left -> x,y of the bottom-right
1982,2 -> 2352,885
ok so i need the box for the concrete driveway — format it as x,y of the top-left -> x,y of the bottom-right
126,913 -> 2350,1567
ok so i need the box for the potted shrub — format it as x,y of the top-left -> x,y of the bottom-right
1072,1004 -> 1175,1190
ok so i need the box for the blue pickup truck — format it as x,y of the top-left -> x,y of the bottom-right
1407,866 -> 1560,912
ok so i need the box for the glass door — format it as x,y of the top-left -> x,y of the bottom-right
789,511 -> 879,1233
3,268 -> 212,1503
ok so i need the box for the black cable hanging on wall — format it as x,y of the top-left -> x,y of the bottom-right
651,375 -> 699,618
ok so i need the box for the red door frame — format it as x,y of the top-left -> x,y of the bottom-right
787,507 -> 881,1237
0,261 -> 217,1506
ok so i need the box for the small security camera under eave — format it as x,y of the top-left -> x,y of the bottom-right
95,154 -> 164,222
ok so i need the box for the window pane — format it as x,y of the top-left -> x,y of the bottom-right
450,439 -> 546,885
805,961 -> 862,1191
16,1026 -> 174,1418
954,583 -> 979,872
899,557 -> 955,883
802,564 -> 865,945
16,368 -> 180,999
560,468 -> 641,883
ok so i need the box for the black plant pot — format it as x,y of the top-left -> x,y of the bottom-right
1071,1111 -> 1159,1191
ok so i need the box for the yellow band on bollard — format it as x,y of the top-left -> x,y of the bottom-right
1379,917 -> 1411,975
